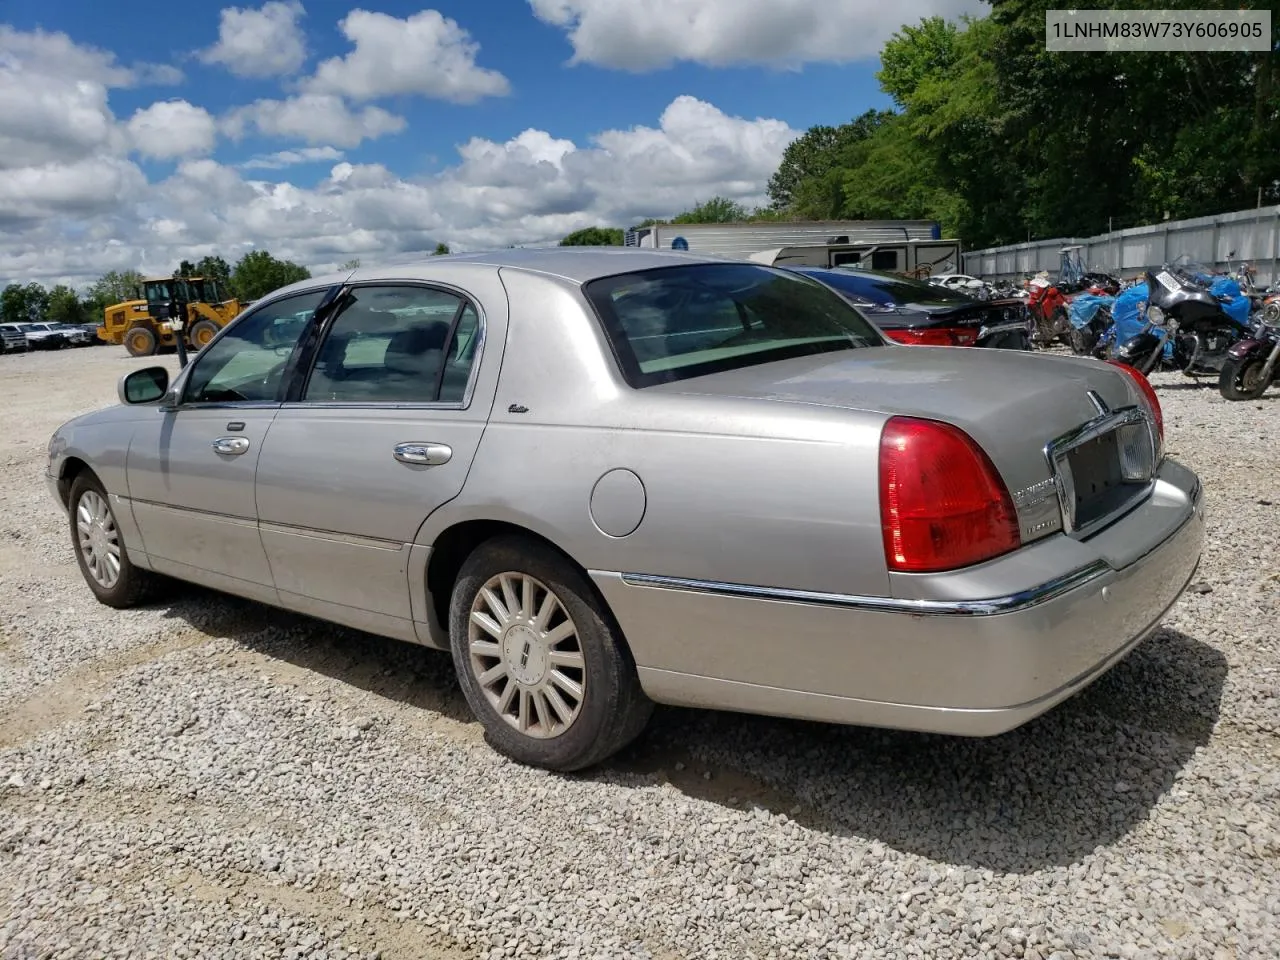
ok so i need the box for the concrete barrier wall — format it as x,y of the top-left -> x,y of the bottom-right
962,205 -> 1280,286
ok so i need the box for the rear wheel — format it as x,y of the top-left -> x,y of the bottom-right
1067,324 -> 1096,355
124,326 -> 157,357
448,536 -> 652,771
68,473 -> 167,608
187,319 -> 219,349
1218,355 -> 1271,401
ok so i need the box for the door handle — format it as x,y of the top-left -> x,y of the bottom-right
212,436 -> 251,456
394,442 -> 451,466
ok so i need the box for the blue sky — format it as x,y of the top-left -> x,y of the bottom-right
0,0 -> 982,285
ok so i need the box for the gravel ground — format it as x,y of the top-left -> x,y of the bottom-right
1,345 -> 1277,960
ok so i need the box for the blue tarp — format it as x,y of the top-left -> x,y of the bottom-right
1208,276 -> 1251,327
1068,293 -> 1115,329
1109,282 -> 1173,359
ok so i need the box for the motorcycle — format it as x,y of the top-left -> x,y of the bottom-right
1065,292 -> 1116,356
1259,292 -> 1280,324
1112,259 -> 1251,377
1026,277 -> 1071,345
1219,314 -> 1280,400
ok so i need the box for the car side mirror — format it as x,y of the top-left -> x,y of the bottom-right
119,366 -> 170,404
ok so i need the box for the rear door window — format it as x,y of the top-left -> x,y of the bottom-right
302,285 -> 482,404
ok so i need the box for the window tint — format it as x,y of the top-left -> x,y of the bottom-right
439,304 -> 480,403
584,263 -> 883,388
303,285 -> 481,404
183,290 -> 327,404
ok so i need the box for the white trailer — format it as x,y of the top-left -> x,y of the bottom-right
624,220 -> 960,277
747,239 -> 962,278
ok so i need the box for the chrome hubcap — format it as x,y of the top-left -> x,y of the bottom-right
468,573 -> 585,739
76,490 -> 121,589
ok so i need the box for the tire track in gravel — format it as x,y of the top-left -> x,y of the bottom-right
0,630 -> 213,749
2,783 -> 477,959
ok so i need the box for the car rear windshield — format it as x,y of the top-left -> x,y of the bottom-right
583,263 -> 884,388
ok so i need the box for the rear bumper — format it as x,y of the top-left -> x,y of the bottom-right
593,459 -> 1205,736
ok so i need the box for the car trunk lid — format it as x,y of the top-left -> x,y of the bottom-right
650,346 -> 1158,543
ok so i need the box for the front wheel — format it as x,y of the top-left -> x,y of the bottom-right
1218,354 -> 1272,401
187,319 -> 219,349
68,473 -> 168,608
448,536 -> 652,771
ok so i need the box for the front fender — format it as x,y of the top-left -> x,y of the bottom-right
1227,338 -> 1263,360
1113,331 -> 1164,363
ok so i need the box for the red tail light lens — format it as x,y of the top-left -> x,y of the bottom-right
879,416 -> 1021,573
882,327 -> 977,347
1106,360 -> 1163,444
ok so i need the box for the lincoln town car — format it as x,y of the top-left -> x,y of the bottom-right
46,249 -> 1205,771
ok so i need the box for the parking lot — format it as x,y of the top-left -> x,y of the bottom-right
1,345 -> 1277,959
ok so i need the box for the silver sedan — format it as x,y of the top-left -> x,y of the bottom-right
46,249 -> 1205,771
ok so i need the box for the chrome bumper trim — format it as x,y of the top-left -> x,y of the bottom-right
618,560 -> 1112,618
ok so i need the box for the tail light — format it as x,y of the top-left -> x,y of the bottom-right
882,327 -> 978,347
1106,360 -> 1164,447
879,416 -> 1022,573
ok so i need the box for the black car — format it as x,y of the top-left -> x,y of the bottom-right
791,266 -> 1032,350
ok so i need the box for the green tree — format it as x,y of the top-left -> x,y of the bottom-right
86,270 -> 144,308
176,259 -> 197,278
2,284 -> 28,324
559,227 -> 625,246
339,258 -> 361,270
672,196 -> 748,224
46,285 -> 87,325
432,242 -> 451,256
1,282 -> 51,324
229,250 -> 312,301
193,255 -> 232,287
768,111 -> 895,213
762,3 -> 1280,249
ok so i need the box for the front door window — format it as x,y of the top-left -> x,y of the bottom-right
182,290 -> 328,404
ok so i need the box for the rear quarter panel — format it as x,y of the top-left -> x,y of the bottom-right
417,267 -> 893,598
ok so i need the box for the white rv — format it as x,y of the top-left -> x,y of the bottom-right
624,220 -> 961,277
746,239 -> 962,278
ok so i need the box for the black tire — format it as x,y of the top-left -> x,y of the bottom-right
1067,325 -> 1095,355
1218,355 -> 1271,401
1052,307 -> 1072,346
448,535 -> 652,771
124,326 -> 157,357
187,320 -> 219,349
68,473 -> 168,609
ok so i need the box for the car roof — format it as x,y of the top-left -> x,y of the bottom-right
267,247 -> 752,302
391,247 -> 747,282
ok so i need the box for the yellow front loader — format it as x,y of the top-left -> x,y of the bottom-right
98,276 -> 242,357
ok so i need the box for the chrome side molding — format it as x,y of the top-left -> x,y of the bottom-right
616,561 -> 1112,618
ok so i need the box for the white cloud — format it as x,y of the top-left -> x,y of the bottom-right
127,100 -> 217,159
241,146 -> 345,170
222,94 -> 405,148
199,0 -> 308,78
0,157 -> 147,226
1,94 -> 797,288
529,0 -> 986,69
0,25 -> 135,87
305,9 -> 510,103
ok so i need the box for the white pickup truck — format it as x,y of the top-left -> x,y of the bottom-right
0,322 -> 68,350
